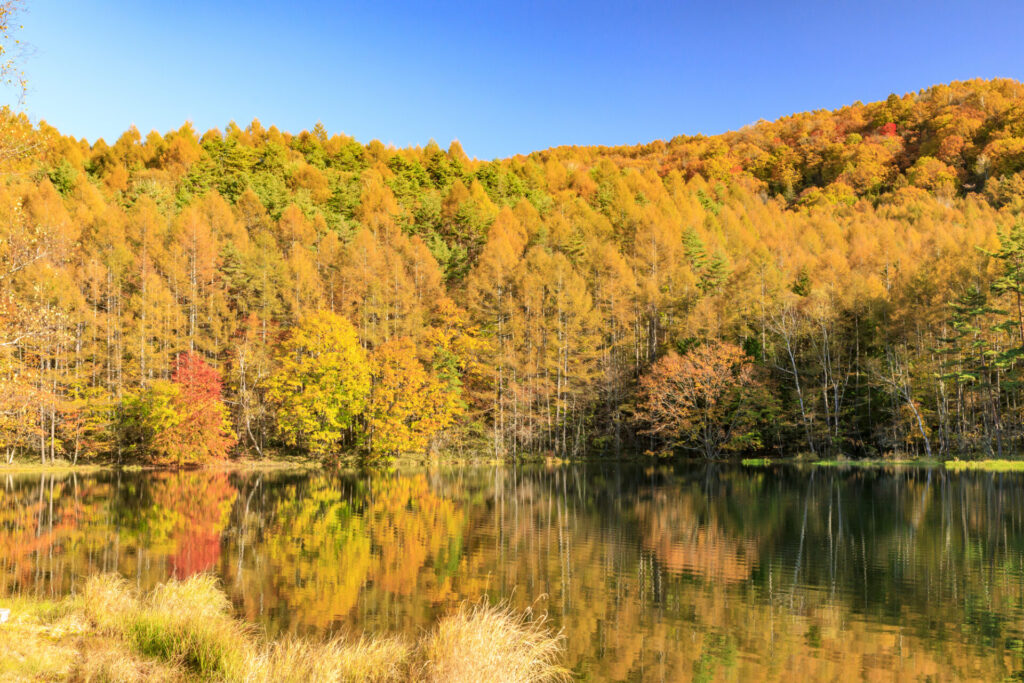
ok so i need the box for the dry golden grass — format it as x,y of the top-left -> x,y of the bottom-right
69,637 -> 182,683
417,600 -> 570,683
247,633 -> 411,683
82,574 -> 134,631
1,574 -> 569,682
335,635 -> 411,682
0,594 -> 81,681
0,616 -> 77,681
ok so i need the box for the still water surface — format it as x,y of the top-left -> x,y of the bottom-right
2,463 -> 1024,681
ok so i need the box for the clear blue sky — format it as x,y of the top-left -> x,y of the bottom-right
10,1 -> 1024,160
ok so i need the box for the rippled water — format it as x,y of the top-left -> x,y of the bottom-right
2,462 -> 1024,681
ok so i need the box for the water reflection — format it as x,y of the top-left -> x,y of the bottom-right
2,463 -> 1024,680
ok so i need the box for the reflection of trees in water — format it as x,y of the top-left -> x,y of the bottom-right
0,470 -> 237,595
634,490 -> 758,583
221,472 -> 468,635
156,472 -> 237,578
446,465 -> 1024,680
0,473 -> 85,593
4,465 -> 1024,679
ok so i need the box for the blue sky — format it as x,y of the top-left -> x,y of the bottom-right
10,1 -> 1024,159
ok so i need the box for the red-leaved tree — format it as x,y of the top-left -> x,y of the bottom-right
155,352 -> 236,465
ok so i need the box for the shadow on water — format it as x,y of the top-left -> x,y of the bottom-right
2,461 -> 1024,680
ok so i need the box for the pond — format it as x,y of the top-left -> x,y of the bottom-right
1,462 -> 1023,681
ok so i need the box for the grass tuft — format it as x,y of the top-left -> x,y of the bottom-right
132,576 -> 251,679
418,600 -> 570,683
83,573 -> 135,632
83,573 -> 251,679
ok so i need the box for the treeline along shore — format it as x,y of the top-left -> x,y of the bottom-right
6,79 -> 1024,464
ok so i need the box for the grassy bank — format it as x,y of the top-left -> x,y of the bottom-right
812,458 -> 939,468
0,454 -> 322,476
811,457 -> 1024,471
807,457 -> 1024,471
0,460 -> 111,475
0,574 -> 568,682
944,459 -> 1024,472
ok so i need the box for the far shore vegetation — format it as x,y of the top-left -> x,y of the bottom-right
8,451 -> 1024,476
10,79 -> 1024,469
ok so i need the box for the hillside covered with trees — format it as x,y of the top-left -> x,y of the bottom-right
5,78 -> 1024,463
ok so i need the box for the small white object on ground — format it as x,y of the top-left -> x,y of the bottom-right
0,608 -> 9,623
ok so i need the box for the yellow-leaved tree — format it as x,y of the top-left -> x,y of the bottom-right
362,337 -> 459,459
266,311 -> 370,458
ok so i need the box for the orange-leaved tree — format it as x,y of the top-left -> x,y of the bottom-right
636,341 -> 760,459
0,359 -> 38,463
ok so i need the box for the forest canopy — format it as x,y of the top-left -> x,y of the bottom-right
4,78 -> 1024,462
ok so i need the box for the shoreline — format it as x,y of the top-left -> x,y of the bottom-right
0,457 -> 321,476
4,454 -> 1024,476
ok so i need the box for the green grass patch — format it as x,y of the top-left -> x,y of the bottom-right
945,459 -> 1024,472
813,458 -> 938,468
741,458 -> 772,466
0,459 -> 109,474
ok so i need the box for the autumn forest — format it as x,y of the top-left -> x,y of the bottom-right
5,78 -> 1024,464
